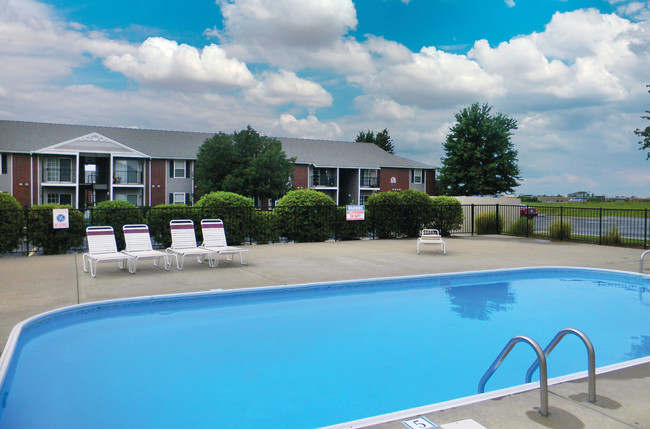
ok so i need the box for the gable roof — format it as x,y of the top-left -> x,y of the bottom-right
0,120 -> 433,169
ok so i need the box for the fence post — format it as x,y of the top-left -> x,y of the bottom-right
560,206 -> 564,241
496,204 -> 500,234
599,207 -> 602,245
645,209 -> 648,249
471,204 -> 475,236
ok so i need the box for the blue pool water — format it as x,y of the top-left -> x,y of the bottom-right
1,267 -> 650,428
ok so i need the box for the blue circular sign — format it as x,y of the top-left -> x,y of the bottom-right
56,214 -> 66,222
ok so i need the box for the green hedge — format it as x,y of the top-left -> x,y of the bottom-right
366,190 -> 435,238
275,190 -> 336,242
27,204 -> 85,255
334,206 -> 368,241
0,193 -> 25,254
250,210 -> 280,244
430,196 -> 463,236
90,200 -> 144,249
195,191 -> 254,245
146,204 -> 198,248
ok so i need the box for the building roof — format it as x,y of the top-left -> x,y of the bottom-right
0,119 -> 433,169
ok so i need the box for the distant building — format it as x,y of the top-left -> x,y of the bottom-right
0,120 -> 435,208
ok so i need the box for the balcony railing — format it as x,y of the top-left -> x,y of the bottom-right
113,170 -> 143,185
42,168 -> 75,183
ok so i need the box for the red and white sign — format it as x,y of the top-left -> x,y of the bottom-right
346,205 -> 365,221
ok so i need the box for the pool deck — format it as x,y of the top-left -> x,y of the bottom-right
1,235 -> 649,428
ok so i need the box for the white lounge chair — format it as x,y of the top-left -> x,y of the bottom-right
200,219 -> 249,265
122,224 -> 170,273
83,226 -> 134,277
166,219 -> 217,270
417,229 -> 446,255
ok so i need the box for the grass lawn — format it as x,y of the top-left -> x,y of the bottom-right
529,201 -> 650,217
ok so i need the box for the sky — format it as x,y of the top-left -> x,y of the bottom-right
1,0 -> 649,197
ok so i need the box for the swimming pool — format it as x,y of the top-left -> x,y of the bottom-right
1,267 -> 649,428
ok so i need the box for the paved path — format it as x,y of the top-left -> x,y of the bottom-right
0,236 -> 648,428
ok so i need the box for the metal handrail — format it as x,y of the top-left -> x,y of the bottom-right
478,335 -> 549,417
525,328 -> 596,403
641,250 -> 650,273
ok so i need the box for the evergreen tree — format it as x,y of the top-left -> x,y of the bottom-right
438,103 -> 521,195
355,128 -> 395,153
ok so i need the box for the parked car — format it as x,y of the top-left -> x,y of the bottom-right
520,205 -> 538,218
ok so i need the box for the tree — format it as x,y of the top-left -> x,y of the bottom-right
195,126 -> 296,202
438,103 -> 521,196
355,128 -> 395,153
635,85 -> 650,159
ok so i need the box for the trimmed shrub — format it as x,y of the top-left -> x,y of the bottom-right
333,206 -> 368,241
146,204 -> 198,248
430,196 -> 463,236
275,190 -> 336,242
602,226 -> 621,245
475,211 -> 503,235
508,217 -> 534,237
195,191 -> 254,245
90,200 -> 144,250
366,191 -> 402,238
250,210 -> 280,244
27,204 -> 85,254
397,189 -> 435,237
549,220 -> 571,240
0,193 -> 25,254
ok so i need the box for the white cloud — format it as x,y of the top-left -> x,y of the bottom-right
245,70 -> 332,107
104,37 -> 255,90
274,114 -> 343,139
505,0 -> 516,8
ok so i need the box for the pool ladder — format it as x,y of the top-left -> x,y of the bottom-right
478,328 -> 596,417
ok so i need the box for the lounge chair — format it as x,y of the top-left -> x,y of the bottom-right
166,219 -> 217,270
417,229 -> 446,255
200,219 -> 249,265
122,224 -> 171,273
83,226 -> 134,277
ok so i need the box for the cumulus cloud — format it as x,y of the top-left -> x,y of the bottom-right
274,114 -> 343,139
245,70 -> 333,107
351,46 -> 505,109
104,37 -> 255,90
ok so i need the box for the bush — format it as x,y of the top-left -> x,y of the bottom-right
508,217 -> 534,237
475,211 -> 503,235
0,193 -> 25,254
195,191 -> 254,245
366,191 -> 402,238
27,204 -> 85,254
397,189 -> 435,237
146,204 -> 198,248
333,206 -> 368,241
250,210 -> 280,244
275,190 -> 336,242
602,226 -> 621,245
430,196 -> 463,236
90,200 -> 144,250
549,220 -> 571,240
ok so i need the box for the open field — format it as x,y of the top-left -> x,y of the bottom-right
531,201 -> 650,210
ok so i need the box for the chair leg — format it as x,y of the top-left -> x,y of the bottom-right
90,260 -> 97,278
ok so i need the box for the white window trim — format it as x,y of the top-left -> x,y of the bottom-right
173,160 -> 186,178
412,169 -> 423,184
173,192 -> 186,204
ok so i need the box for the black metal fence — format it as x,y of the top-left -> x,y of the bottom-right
1,204 -> 649,256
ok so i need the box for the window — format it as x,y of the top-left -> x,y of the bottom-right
169,192 -> 189,205
174,160 -> 186,178
361,170 -> 378,188
114,159 -> 143,184
46,192 -> 72,205
45,157 -> 72,182
411,169 -> 423,184
115,193 -> 139,205
0,154 -> 7,175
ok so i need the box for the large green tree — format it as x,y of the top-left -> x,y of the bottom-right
438,103 -> 521,196
195,126 -> 296,202
355,128 -> 395,153
635,85 -> 650,159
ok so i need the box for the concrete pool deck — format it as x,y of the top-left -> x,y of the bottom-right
1,235 -> 649,428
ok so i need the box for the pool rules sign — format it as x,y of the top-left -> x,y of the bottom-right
53,208 -> 69,229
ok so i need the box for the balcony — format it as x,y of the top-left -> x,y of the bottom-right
42,168 -> 75,184
113,170 -> 143,185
